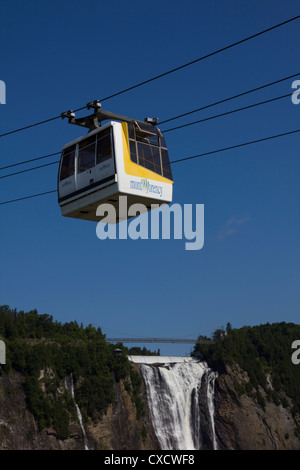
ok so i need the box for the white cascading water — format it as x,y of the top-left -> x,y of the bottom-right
64,374 -> 89,450
206,370 -> 218,450
137,358 -> 217,450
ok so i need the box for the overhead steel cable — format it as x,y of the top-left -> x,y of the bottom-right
0,151 -> 61,171
0,160 -> 60,180
159,72 -> 299,126
1,72 -> 297,175
0,84 -> 286,180
86,15 -> 300,101
0,15 -> 299,139
0,190 -> 57,206
0,93 -> 294,180
163,92 -> 291,133
170,128 -> 300,164
0,128 -> 299,206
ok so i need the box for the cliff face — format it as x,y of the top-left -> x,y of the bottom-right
87,373 -> 159,451
213,363 -> 300,450
0,367 -> 159,450
0,361 -> 299,450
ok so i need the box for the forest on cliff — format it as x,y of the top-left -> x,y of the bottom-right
0,305 -> 150,439
194,320 -> 300,432
1,305 -> 300,441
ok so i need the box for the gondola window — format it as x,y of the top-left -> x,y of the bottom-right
78,136 -> 96,173
96,128 -> 112,164
60,145 -> 76,180
127,122 -> 172,180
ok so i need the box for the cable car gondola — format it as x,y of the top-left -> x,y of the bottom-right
58,102 -> 173,223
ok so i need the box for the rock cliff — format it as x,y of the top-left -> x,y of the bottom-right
0,366 -> 159,450
214,363 -> 300,450
0,361 -> 299,450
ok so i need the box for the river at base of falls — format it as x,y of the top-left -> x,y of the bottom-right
139,359 -> 217,450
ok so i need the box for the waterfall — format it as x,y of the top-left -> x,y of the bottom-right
64,374 -> 89,450
206,370 -> 217,450
139,358 -> 217,450
74,403 -> 89,450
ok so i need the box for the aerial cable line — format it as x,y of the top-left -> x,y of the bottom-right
163,92 -> 291,133
83,15 -> 300,101
0,160 -> 59,180
0,92 -> 289,179
0,91 -> 294,180
0,14 -> 299,139
159,72 -> 300,126
0,152 -> 60,171
0,190 -> 57,206
170,128 -> 300,164
1,128 -> 299,206
1,74 -> 297,174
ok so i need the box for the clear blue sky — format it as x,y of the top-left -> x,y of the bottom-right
1,0 -> 299,355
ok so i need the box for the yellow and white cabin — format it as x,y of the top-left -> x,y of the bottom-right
58,119 -> 173,223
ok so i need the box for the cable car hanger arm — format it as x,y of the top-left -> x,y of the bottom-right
61,100 -> 159,133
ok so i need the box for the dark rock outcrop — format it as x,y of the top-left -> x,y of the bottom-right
214,363 -> 300,450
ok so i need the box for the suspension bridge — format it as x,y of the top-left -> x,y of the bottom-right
106,337 -> 212,344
